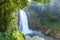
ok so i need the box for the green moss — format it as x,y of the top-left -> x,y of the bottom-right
0,31 -> 25,40
0,0 -> 27,39
0,11 -> 25,40
33,0 -> 50,3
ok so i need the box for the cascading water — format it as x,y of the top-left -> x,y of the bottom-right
19,10 -> 55,40
19,10 -> 45,36
19,10 -> 33,34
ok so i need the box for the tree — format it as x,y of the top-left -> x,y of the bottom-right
0,0 -> 50,40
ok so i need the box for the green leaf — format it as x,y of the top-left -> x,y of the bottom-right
33,0 -> 50,3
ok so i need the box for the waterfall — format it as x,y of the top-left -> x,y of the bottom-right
19,10 -> 45,36
19,10 -> 54,40
19,10 -> 33,34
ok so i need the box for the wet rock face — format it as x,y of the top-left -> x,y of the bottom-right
50,31 -> 60,39
27,11 -> 41,30
24,0 -> 60,39
24,1 -> 60,31
26,8 -> 60,31
24,8 -> 60,39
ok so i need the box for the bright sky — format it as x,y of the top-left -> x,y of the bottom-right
28,0 -> 31,2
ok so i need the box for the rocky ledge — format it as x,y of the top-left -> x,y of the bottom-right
26,36 -> 45,40
46,29 -> 60,40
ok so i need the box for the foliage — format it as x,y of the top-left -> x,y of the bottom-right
0,0 -> 28,40
0,31 -> 25,40
33,0 -> 50,3
0,0 -> 52,40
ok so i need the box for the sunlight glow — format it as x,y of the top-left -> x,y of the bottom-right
28,0 -> 31,2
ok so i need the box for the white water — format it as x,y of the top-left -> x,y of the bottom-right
19,10 -> 33,34
19,10 -> 44,36
19,10 -> 55,40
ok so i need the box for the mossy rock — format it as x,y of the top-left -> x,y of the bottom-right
0,31 -> 25,40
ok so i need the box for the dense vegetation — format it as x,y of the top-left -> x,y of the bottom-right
0,0 -> 50,40
0,0 -> 28,40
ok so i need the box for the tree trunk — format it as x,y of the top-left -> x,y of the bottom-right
0,1 -> 25,40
